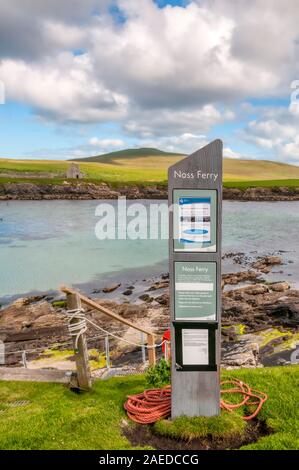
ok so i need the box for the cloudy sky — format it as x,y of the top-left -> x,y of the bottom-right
0,0 -> 299,162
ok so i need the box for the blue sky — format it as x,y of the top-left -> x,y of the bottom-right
0,0 -> 299,163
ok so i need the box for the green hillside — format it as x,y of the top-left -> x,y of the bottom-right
0,147 -> 299,187
71,147 -> 184,164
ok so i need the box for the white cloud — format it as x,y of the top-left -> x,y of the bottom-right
139,133 -> 208,154
124,104 -> 233,138
89,137 -> 124,148
224,147 -> 242,159
242,107 -> 299,163
0,54 -> 128,122
43,21 -> 87,50
0,0 -> 299,161
1,0 -> 298,124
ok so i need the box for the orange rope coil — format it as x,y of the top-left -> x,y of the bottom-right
124,379 -> 267,424
124,386 -> 171,424
220,379 -> 268,421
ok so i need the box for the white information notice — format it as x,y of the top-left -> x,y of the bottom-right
182,329 -> 209,365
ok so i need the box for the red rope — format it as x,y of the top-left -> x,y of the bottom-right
124,380 -> 268,424
220,379 -> 268,421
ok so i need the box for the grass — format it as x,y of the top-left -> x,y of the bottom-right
0,375 -> 147,450
154,366 -> 299,449
1,153 -> 299,188
154,412 -> 246,441
33,347 -> 107,371
0,366 -> 298,450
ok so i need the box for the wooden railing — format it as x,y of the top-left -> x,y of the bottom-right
60,286 -> 156,390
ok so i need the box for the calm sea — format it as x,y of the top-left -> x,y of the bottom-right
0,200 -> 298,303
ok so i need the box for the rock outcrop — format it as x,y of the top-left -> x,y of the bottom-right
1,182 -> 299,201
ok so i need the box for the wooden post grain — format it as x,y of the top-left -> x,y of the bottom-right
147,334 -> 156,366
66,292 -> 91,390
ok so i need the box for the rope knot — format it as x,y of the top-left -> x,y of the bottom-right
66,308 -> 87,350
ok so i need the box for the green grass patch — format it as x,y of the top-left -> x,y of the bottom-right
1,157 -> 299,188
154,366 -> 299,449
154,411 -> 245,441
36,347 -> 106,371
51,300 -> 67,308
0,366 -> 298,450
0,375 -> 147,450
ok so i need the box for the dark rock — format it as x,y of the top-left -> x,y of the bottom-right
155,293 -> 169,306
102,283 -> 121,293
122,289 -> 133,296
269,281 -> 290,292
1,182 -> 299,201
138,294 -> 153,303
147,280 -> 169,291
222,270 -> 260,287
222,338 -> 260,368
252,256 -> 282,272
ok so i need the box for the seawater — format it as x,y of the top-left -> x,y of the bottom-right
0,199 -> 298,302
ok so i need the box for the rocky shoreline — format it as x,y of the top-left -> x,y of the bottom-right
0,254 -> 298,370
1,181 -> 299,201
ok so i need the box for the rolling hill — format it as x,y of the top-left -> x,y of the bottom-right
1,147 -> 299,187
70,147 -> 299,182
71,147 -> 184,164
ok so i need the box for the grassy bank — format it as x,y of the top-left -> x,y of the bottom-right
0,366 -> 298,450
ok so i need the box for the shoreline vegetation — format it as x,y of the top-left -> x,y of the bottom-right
1,149 -> 299,200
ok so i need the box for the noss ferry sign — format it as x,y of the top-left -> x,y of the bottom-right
168,139 -> 223,417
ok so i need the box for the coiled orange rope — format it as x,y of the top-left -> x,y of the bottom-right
220,379 -> 268,421
124,386 -> 171,424
124,380 -> 267,424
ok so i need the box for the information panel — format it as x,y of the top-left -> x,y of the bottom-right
174,322 -> 217,372
174,262 -> 216,321
173,189 -> 217,252
182,329 -> 209,365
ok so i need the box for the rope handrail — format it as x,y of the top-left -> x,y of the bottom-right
65,308 -> 168,350
0,330 -> 165,358
60,285 -> 155,337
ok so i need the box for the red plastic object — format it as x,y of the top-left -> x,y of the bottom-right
162,329 -> 170,353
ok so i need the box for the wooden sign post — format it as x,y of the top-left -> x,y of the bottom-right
168,139 -> 223,417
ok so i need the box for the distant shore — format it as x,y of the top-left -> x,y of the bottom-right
1,181 -> 299,201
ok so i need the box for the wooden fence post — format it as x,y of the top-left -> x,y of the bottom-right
147,334 -> 156,366
66,292 -> 91,390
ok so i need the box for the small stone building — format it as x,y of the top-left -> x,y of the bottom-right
66,163 -> 84,179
